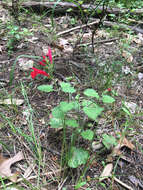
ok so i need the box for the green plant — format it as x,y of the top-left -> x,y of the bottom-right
38,82 -> 115,172
7,24 -> 32,54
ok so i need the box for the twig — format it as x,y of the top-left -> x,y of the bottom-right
57,19 -> 143,38
77,37 -> 119,46
58,176 -> 68,190
57,20 -> 100,36
0,169 -> 63,188
114,177 -> 134,190
0,176 -> 37,188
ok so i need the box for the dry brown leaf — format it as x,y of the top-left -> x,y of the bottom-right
99,163 -> 113,181
0,151 -> 24,182
112,137 -> 135,157
118,137 -> 135,150
122,51 -> 133,63
127,55 -> 133,63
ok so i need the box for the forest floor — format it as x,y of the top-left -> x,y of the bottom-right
0,2 -> 143,190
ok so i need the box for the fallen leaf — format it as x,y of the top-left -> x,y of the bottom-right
118,137 -> 135,150
122,51 -> 133,63
99,163 -> 113,181
0,99 -> 24,105
0,151 -> 24,182
112,137 -> 135,157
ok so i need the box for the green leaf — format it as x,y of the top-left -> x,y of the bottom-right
66,8 -> 73,12
52,106 -> 64,119
81,130 -> 94,140
122,107 -> 131,116
49,118 -> 63,128
60,82 -> 76,93
60,101 -> 75,113
68,147 -> 89,168
70,101 -> 80,110
83,106 -> 104,120
82,100 -> 97,107
83,89 -> 99,99
65,119 -> 79,128
37,85 -> 53,92
75,181 -> 86,189
102,134 -> 117,149
102,95 -> 115,103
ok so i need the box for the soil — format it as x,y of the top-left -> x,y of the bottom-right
0,2 -> 143,190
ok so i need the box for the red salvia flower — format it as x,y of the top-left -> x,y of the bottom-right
46,48 -> 52,64
107,88 -> 111,92
30,48 -> 53,79
31,67 -> 50,79
39,61 -> 46,66
43,55 -> 46,60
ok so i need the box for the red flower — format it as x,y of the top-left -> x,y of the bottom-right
42,55 -> 46,60
39,61 -> 46,66
31,67 -> 50,79
107,88 -> 111,92
46,48 -> 52,64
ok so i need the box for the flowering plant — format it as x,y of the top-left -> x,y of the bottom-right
31,48 -> 54,79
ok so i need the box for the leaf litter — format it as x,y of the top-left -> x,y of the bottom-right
0,152 -> 24,182
0,2 -> 143,190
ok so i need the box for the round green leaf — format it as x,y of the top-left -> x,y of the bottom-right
68,147 -> 89,168
83,106 -> 104,120
37,85 -> 53,92
83,89 -> 99,99
52,106 -> 64,119
102,134 -> 117,149
81,130 -> 94,140
65,119 -> 79,128
60,82 -> 76,93
102,95 -> 115,103
50,118 -> 63,128
60,101 -> 75,113
82,100 -> 97,107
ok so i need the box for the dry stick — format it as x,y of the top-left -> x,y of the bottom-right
0,169 -> 63,188
77,37 -> 119,46
57,19 -> 143,38
2,1 -> 143,15
57,20 -> 100,36
114,177 -> 134,190
0,176 -> 37,188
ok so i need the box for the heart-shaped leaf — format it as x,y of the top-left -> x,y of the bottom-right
68,147 -> 89,168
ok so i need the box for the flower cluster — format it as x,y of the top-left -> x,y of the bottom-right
31,48 -> 53,79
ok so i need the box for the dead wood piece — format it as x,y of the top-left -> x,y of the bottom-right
57,19 -> 143,38
114,177 -> 134,190
103,20 -> 143,34
1,1 -> 143,15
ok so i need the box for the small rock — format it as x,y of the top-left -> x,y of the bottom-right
92,142 -> 103,151
138,72 -> 143,80
18,58 -> 33,71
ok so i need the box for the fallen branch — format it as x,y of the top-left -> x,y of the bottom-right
114,177 -> 134,190
57,20 -> 100,36
78,37 -> 119,47
57,19 -> 143,36
1,1 -> 143,15
103,20 -> 143,34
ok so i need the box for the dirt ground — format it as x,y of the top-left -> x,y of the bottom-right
0,3 -> 143,190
